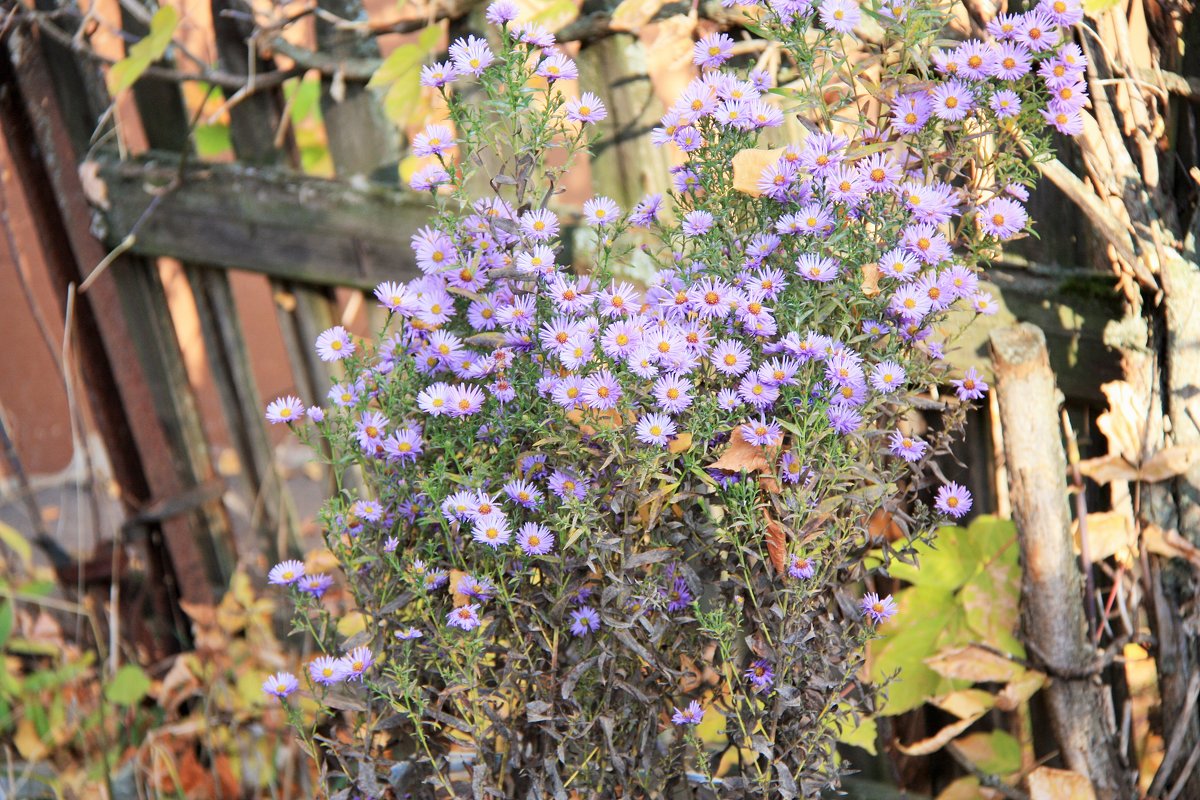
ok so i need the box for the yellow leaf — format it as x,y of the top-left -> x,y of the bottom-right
896,711 -> 985,756
1140,444 -> 1200,483
0,521 -> 32,569
668,432 -> 693,454
835,715 -> 878,755
1072,510 -> 1135,563
731,148 -> 787,196
1077,454 -> 1139,486
14,718 -> 49,761
924,645 -> 1022,683
995,670 -> 1045,711
936,776 -> 985,800
610,0 -> 667,31
107,6 -> 179,95
931,689 -> 996,720
1143,524 -> 1200,567
337,611 -> 366,638
860,262 -> 881,298
1027,767 -> 1097,800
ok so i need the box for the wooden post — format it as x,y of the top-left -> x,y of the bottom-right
989,323 -> 1132,800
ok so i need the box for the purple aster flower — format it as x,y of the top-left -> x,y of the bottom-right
629,193 -> 663,226
870,361 -> 906,393
693,32 -> 735,68
717,388 -> 742,411
582,196 -> 620,227
307,405 -> 325,422
858,153 -> 903,195
672,700 -> 705,725
447,603 -> 482,631
663,575 -> 693,612
990,90 -> 1022,118
298,573 -> 334,598
315,326 -> 354,361
472,512 -> 512,548
566,92 -> 608,123
796,254 -> 839,282
309,656 -> 348,686
930,79 -> 975,122
457,574 -> 495,602
636,412 -> 678,447
521,208 -> 560,241
978,197 -> 1028,239
956,39 -> 995,80
788,554 -> 816,579
382,536 -> 399,553
340,646 -> 373,681
536,52 -> 578,82
890,93 -> 932,135
485,0 -> 519,24
744,659 -> 775,693
449,35 -> 495,76
268,559 -> 305,586
935,481 -> 974,517
419,61 -> 458,88
352,499 -> 384,523
682,210 -> 714,237
889,430 -> 928,461
880,248 -> 920,281
818,0 -> 860,33
396,626 -> 423,641
860,592 -> 898,623
265,396 -> 305,424
569,606 -> 601,636
741,418 -> 783,447
1016,10 -> 1061,51
548,470 -> 588,500
672,125 -> 703,151
515,22 -> 556,47
582,369 -> 623,410
828,405 -> 862,433
902,223 -> 953,265
384,429 -> 423,463
993,42 -> 1032,80
951,367 -> 989,401
412,124 -> 455,158
1040,106 -> 1084,136
262,672 -> 298,699
779,451 -> 805,484
987,12 -> 1021,39
1038,0 -> 1083,27
504,479 -> 543,509
448,384 -> 487,417
517,522 -> 555,555
738,375 -> 780,410
653,374 -> 694,414
424,570 -> 449,591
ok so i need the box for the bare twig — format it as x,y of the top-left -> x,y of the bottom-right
1149,671 -> 1200,798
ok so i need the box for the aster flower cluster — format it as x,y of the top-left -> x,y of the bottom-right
262,0 -> 1085,793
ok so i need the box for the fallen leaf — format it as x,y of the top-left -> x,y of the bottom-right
668,432 -> 693,454
14,718 -> 49,761
1073,510 -> 1136,563
1027,767 -> 1096,800
861,262 -> 881,297
1140,444 -> 1200,483
995,670 -> 1046,711
710,428 -> 771,472
931,689 -> 996,720
896,711 -> 984,755
610,0 -> 667,31
1144,524 -> 1200,567
924,645 -> 1022,683
1077,454 -> 1139,485
763,513 -> 787,573
1095,381 -> 1145,464
449,569 -> 471,607
731,148 -> 788,197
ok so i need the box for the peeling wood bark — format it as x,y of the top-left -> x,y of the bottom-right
990,323 -> 1133,800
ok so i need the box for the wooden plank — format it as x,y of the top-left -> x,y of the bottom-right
3,27 -> 216,615
94,152 -> 427,289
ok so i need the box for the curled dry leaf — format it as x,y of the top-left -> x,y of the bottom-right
895,711 -> 985,756
1027,766 -> 1096,800
1139,443 -> 1200,483
860,262 -> 881,297
995,670 -> 1046,712
1095,380 -> 1145,464
709,428 -> 771,472
1072,510 -> 1136,564
731,148 -> 788,197
1143,524 -> 1200,567
1077,453 -> 1139,485
763,513 -> 788,574
668,432 -> 693,454
924,644 -> 1022,683
931,689 -> 996,720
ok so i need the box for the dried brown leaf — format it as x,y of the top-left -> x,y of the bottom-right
924,645 -> 1022,683
895,711 -> 984,756
668,431 -> 693,454
930,689 -> 996,720
1027,766 -> 1096,800
1140,444 -> 1200,483
731,148 -> 788,197
860,262 -> 881,297
710,429 -> 771,472
1077,454 -> 1139,486
1072,510 -> 1135,563
1144,524 -> 1200,567
995,670 -> 1046,712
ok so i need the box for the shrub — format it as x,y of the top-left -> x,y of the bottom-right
263,0 -> 1086,794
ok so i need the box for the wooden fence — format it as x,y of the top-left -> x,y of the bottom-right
0,0 -> 1122,653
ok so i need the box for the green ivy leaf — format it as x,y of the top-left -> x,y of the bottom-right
107,6 -> 180,95
369,25 -> 440,129
870,586 -> 963,715
0,601 -> 12,650
836,715 -> 878,755
884,527 -> 975,590
105,664 -> 151,707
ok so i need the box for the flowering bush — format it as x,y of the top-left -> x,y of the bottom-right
263,0 -> 1086,794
